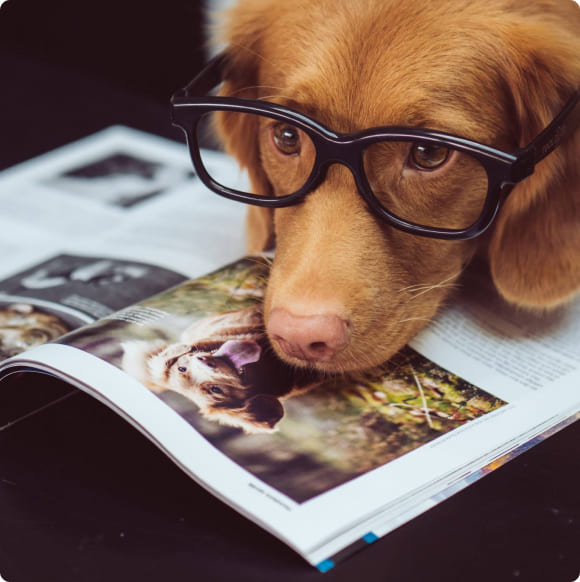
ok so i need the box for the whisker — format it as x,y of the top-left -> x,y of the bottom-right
400,283 -> 434,293
225,41 -> 278,69
400,271 -> 463,300
407,283 -> 459,300
399,270 -> 463,295
258,94 -> 298,103
227,85 -> 288,98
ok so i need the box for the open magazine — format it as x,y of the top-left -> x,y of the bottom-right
1,127 -> 579,571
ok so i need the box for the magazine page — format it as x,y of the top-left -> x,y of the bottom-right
410,262 -> 580,403
0,126 -> 247,362
2,257 -> 578,569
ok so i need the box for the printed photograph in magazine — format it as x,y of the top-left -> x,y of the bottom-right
43,150 -> 194,209
59,257 -> 505,503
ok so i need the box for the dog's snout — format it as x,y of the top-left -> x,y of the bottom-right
267,308 -> 349,363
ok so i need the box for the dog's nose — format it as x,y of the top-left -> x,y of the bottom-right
267,308 -> 349,363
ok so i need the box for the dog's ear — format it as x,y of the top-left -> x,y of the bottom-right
214,339 -> 262,369
204,394 -> 284,434
242,394 -> 284,431
487,14 -> 580,308
212,4 -> 276,252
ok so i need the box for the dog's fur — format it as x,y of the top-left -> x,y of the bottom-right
121,305 -> 320,433
212,0 -> 580,373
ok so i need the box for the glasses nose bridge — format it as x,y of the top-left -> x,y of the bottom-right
317,136 -> 361,178
315,137 -> 366,194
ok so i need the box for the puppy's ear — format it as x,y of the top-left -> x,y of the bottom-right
214,339 -> 262,369
242,394 -> 284,431
487,15 -> 580,308
203,394 -> 283,434
212,4 -> 276,252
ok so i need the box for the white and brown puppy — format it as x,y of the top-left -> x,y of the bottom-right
122,305 -> 320,433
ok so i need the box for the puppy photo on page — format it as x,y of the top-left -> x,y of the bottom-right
122,303 -> 322,434
172,0 -> 580,374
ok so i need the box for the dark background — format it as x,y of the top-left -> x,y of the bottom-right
1,1 -> 580,581
0,0 -> 205,171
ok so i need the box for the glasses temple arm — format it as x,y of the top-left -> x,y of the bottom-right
175,53 -> 228,99
527,88 -> 580,166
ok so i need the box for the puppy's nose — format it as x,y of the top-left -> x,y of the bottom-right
267,308 -> 349,363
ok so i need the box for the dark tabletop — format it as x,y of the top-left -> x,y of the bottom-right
1,2 -> 579,581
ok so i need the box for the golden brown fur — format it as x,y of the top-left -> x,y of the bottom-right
213,0 -> 580,373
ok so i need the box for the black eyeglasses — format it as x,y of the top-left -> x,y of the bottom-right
171,53 -> 580,240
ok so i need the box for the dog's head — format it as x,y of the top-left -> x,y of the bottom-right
212,0 -> 580,373
122,338 -> 285,433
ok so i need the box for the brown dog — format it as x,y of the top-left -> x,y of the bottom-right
210,0 -> 580,374
121,305 -> 320,433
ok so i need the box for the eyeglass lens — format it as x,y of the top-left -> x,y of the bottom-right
196,111 -> 489,231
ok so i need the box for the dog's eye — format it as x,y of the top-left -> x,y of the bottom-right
410,143 -> 450,170
272,123 -> 301,155
178,366 -> 187,373
209,385 -> 224,395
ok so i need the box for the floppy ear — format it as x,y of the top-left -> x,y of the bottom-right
202,394 -> 284,434
487,13 -> 580,308
241,394 -> 284,431
211,3 -> 277,252
214,339 -> 262,369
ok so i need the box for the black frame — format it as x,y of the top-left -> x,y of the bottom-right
171,53 -> 580,240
